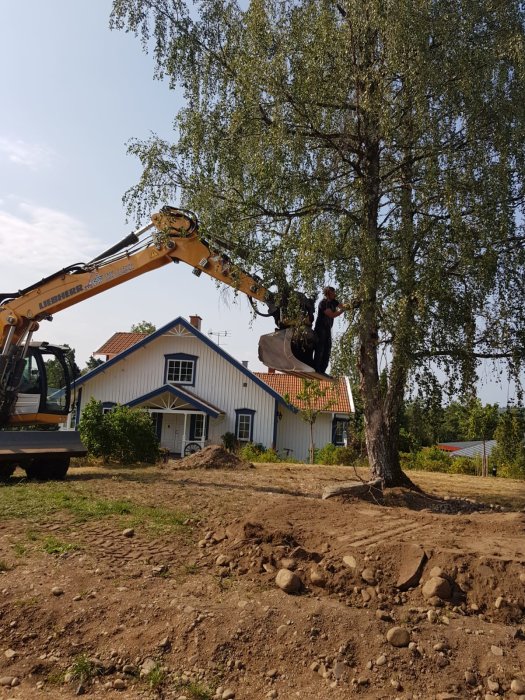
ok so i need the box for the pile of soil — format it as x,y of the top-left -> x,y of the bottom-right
176,444 -> 253,470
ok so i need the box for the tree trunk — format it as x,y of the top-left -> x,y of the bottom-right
365,404 -> 416,488
358,119 -> 418,490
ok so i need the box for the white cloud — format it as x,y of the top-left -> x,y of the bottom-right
0,202 -> 103,292
0,137 -> 55,170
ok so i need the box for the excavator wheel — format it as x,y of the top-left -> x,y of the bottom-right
24,455 -> 70,481
0,464 -> 15,482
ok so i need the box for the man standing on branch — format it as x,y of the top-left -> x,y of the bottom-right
314,287 -> 347,375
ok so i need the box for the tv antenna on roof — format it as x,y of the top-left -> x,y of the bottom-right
208,330 -> 231,346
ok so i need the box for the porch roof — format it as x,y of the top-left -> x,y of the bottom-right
127,384 -> 224,418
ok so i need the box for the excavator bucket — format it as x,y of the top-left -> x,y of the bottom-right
258,328 -> 334,381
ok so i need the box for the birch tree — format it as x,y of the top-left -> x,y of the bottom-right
111,0 -> 525,486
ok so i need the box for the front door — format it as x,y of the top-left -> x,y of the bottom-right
160,413 -> 185,455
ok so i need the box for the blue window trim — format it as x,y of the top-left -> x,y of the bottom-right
235,408 -> 255,442
189,413 -> 209,440
164,352 -> 198,387
332,416 -> 349,445
151,412 -> 163,440
102,401 -> 117,413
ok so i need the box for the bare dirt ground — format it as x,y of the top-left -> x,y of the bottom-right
1,451 -> 525,700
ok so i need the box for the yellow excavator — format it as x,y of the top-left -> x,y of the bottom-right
0,206 -> 324,480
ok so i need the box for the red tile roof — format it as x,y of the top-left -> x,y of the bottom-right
254,373 -> 353,413
94,332 -> 147,358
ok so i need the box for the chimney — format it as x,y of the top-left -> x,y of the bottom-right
189,315 -> 202,331
242,360 -> 249,368
268,367 -> 276,374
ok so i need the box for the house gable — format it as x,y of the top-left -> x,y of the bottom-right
75,316 -> 286,405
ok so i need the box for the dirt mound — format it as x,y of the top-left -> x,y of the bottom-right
1,463 -> 524,699
176,444 -> 253,470
382,486 -> 493,513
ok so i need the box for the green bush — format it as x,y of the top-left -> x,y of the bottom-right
221,432 -> 238,452
400,447 -> 452,473
78,397 -> 108,458
104,405 -> 160,464
238,443 -> 280,462
448,457 -> 479,475
315,443 -> 358,465
497,460 -> 525,479
78,398 -> 159,464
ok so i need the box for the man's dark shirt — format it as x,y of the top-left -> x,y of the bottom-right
314,298 -> 339,333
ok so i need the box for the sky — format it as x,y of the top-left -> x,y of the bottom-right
0,2 -> 516,404
0,0 -> 289,374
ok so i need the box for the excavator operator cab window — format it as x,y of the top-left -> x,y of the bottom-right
22,345 -> 72,416
20,356 -> 41,394
41,347 -> 70,414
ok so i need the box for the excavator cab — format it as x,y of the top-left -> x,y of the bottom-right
11,344 -> 72,422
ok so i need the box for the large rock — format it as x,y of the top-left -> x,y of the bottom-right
396,544 -> 428,591
386,626 -> 410,647
422,576 -> 451,601
275,569 -> 302,594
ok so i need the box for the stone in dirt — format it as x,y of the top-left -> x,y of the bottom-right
275,569 -> 302,594
386,626 -> 411,647
176,445 -> 253,470
396,544 -> 428,591
422,576 -> 452,601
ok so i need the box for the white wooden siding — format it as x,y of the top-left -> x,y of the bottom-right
78,329 -> 276,450
276,409 -> 334,462
77,323 -> 349,461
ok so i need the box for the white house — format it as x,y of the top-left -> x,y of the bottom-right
71,316 -> 354,462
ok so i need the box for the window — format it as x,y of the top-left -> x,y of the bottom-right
190,414 -> 207,440
150,412 -> 163,439
102,401 -> 116,414
235,408 -> 255,442
332,417 -> 349,446
164,353 -> 198,386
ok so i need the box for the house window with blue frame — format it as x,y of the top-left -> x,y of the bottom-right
235,408 -> 255,442
190,413 -> 208,441
102,401 -> 117,415
332,416 -> 349,446
164,353 -> 198,386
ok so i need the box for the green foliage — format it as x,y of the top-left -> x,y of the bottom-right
461,398 -> 500,442
143,663 -> 166,690
314,443 -> 358,466
492,408 -> 525,477
78,397 -> 108,458
295,379 -> 335,464
78,398 -> 160,464
82,356 -> 104,374
221,432 -> 238,452
130,320 -> 156,334
42,536 -> 80,555
448,457 -> 479,476
237,442 -> 280,462
400,447 -> 453,473
68,654 -> 99,683
104,404 -> 160,464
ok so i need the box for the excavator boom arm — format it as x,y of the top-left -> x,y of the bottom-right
0,208 -> 272,349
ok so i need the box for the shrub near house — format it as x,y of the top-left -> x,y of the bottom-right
79,398 -> 160,464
